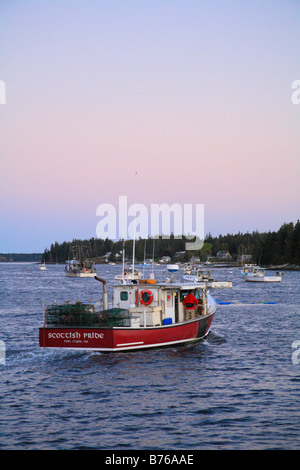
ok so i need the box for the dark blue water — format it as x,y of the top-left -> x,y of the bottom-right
0,263 -> 299,450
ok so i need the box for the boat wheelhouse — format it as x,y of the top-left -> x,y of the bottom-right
112,279 -> 216,326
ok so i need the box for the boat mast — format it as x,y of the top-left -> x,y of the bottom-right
143,238 -> 146,277
122,239 -> 125,283
132,171 -> 137,277
151,237 -> 155,277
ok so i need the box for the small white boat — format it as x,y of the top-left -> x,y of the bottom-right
182,268 -> 232,288
38,263 -> 47,271
242,264 -> 281,282
115,267 -> 141,282
183,269 -> 213,283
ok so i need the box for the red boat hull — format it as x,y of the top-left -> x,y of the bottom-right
39,313 -> 214,352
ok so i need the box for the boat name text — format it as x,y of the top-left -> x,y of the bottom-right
48,331 -> 104,340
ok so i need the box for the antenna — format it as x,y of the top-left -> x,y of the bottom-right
166,264 -> 179,283
151,237 -> 155,276
122,239 -> 125,282
143,239 -> 146,278
132,171 -> 138,277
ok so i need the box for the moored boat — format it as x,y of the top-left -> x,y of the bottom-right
65,259 -> 97,277
115,267 -> 141,282
183,268 -> 213,283
65,244 -> 97,278
180,266 -> 232,288
242,264 -> 282,282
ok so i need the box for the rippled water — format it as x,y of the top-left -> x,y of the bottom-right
0,263 -> 299,450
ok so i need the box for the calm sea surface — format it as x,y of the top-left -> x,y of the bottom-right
0,263 -> 299,450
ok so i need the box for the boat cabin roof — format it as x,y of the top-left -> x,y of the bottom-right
113,281 -> 206,291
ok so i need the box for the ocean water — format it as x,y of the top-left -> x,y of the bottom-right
0,263 -> 299,450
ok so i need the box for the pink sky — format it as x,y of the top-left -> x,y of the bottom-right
0,0 -> 299,252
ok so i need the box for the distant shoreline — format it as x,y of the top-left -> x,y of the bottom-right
1,257 -> 299,271
0,253 -> 42,262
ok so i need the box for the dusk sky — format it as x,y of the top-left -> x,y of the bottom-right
1,0 -> 299,253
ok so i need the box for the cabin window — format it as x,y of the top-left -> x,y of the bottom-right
194,290 -> 201,300
166,292 -> 173,306
180,291 -> 191,302
120,291 -> 128,301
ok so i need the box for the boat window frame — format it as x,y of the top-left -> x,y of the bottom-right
180,290 -> 193,302
120,291 -> 129,301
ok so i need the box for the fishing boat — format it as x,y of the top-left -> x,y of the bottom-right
65,259 -> 97,277
183,268 -> 213,283
115,267 -> 141,282
39,265 -> 230,353
65,244 -> 97,278
38,262 -> 47,271
181,267 -> 232,288
242,264 -> 282,282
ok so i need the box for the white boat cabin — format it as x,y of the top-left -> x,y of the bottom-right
243,264 -> 265,276
112,281 -> 210,328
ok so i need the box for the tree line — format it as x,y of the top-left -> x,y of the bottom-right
42,220 -> 300,266
0,253 -> 42,262
205,220 -> 300,265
